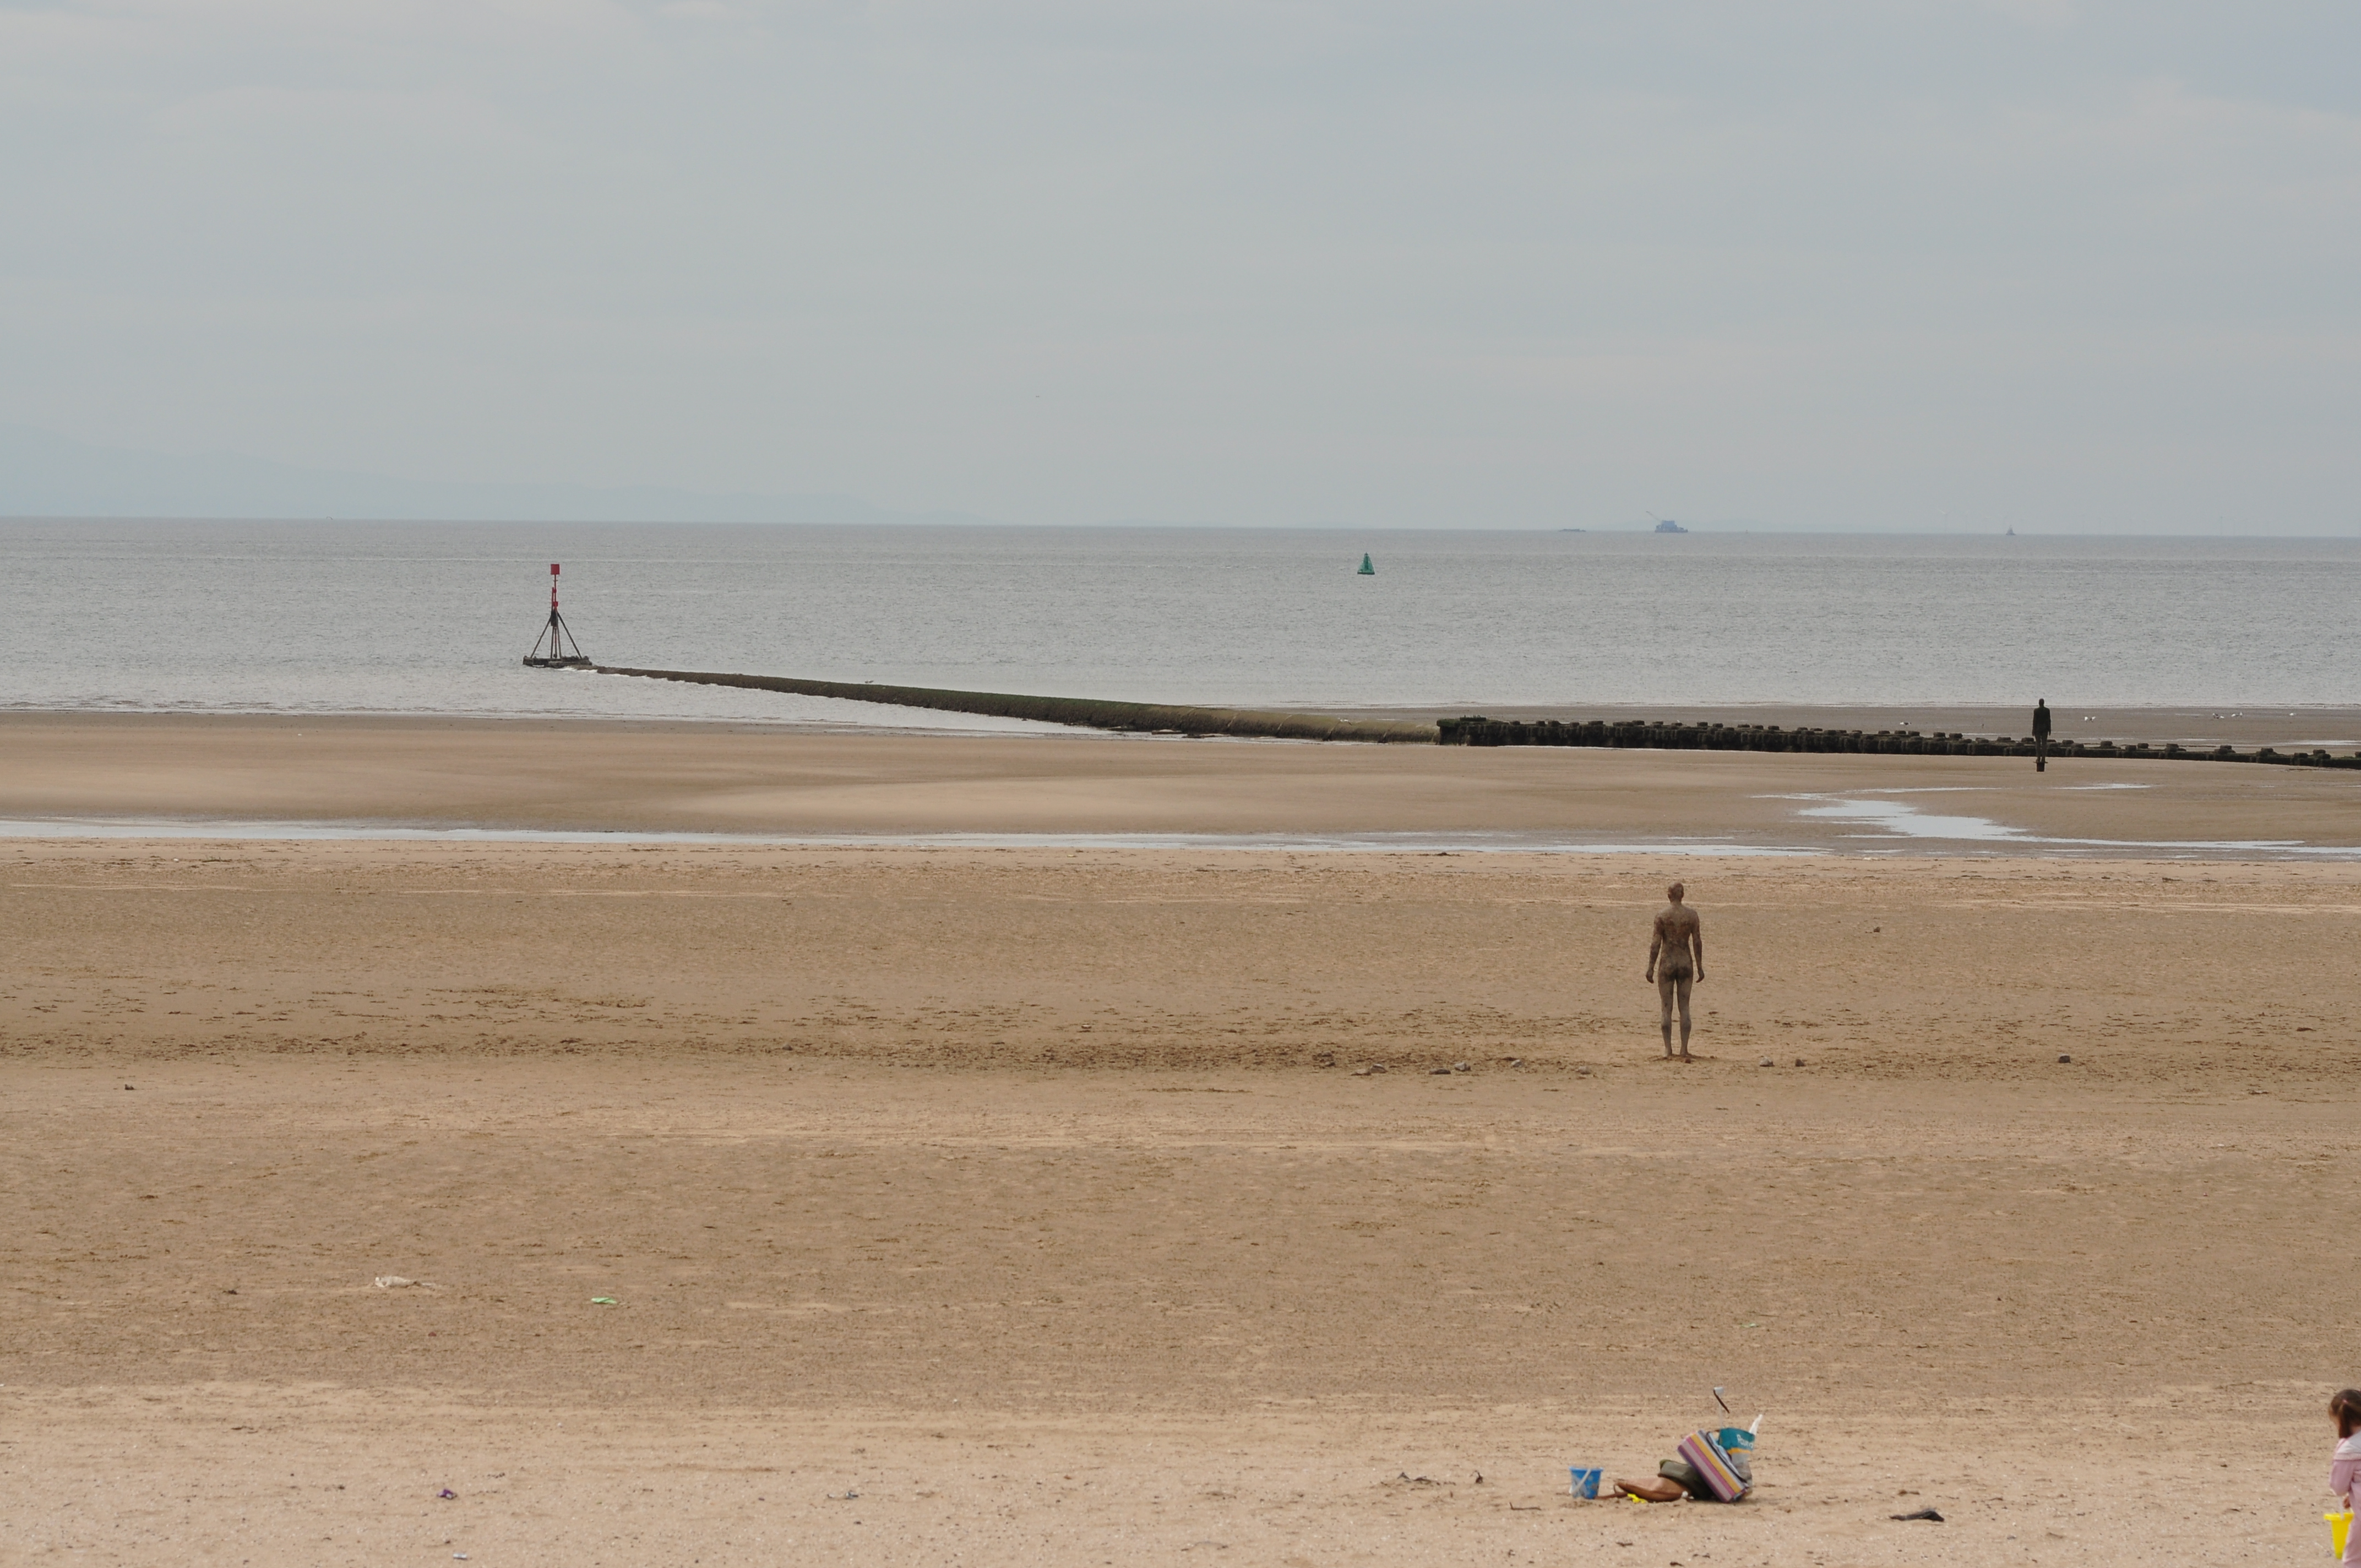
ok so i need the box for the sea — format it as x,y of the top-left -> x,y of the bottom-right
4,520 -> 2357,726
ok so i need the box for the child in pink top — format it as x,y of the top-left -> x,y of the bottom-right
2332,1390 -> 2361,1565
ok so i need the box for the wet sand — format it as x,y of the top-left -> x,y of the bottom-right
3,711 -> 2359,853
3,716 -> 2358,1565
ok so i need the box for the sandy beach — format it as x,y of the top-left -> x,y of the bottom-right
6,711 -> 2361,851
5,716 -> 2359,1565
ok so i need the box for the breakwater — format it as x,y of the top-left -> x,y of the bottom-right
596,667 -> 1438,742
1438,716 -> 2360,767
592,668 -> 2355,766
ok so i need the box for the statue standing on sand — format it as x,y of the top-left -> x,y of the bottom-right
2033,698 -> 2052,772
1646,882 -> 1706,1061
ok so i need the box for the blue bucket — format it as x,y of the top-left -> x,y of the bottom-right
1569,1466 -> 1603,1499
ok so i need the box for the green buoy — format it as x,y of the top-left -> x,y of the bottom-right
1357,553 -> 1375,575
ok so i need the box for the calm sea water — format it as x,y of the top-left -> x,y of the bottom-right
4,521 -> 2355,722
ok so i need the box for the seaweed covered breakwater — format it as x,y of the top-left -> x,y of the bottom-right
594,666 -> 2352,768
1438,716 -> 2361,768
597,666 -> 1437,742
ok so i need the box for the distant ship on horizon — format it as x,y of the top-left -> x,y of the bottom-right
1648,512 -> 1688,535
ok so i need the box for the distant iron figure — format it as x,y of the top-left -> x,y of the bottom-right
1358,553 -> 1375,575
524,562 -> 591,668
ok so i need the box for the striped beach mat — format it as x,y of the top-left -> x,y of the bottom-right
1674,1430 -> 1750,1502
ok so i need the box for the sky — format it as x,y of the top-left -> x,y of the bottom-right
2,1 -> 2357,531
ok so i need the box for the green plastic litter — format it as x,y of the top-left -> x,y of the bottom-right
590,1296 -> 618,1305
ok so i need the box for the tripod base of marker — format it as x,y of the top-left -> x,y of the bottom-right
525,600 -> 590,669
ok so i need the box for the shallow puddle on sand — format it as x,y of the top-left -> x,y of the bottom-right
1,801 -> 2353,859
0,817 -> 1809,854
1783,792 -> 2358,858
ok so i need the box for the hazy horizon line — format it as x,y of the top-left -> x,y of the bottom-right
4,425 -> 2354,537
3,513 -> 2354,541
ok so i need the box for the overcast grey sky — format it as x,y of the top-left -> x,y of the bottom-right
3,2 -> 2355,530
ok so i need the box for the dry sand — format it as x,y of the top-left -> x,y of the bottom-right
4,716 -> 2359,1565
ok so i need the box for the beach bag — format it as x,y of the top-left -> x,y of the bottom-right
1675,1430 -> 1750,1502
